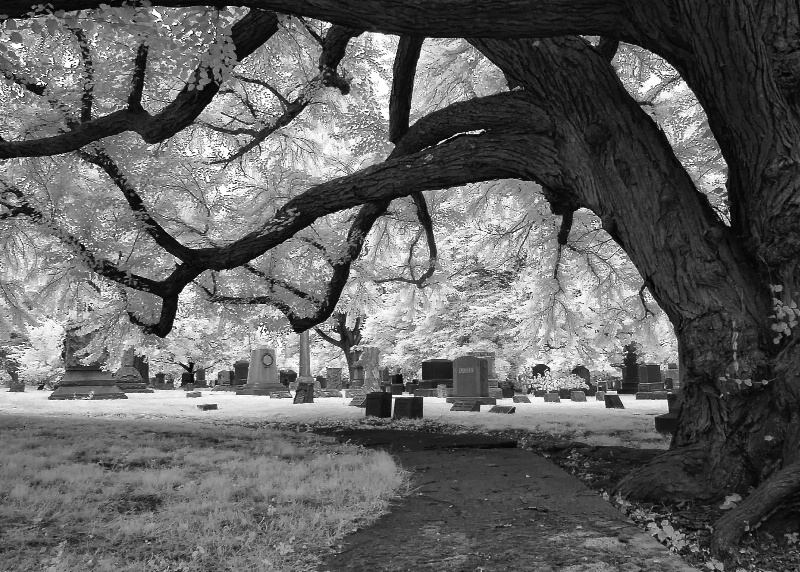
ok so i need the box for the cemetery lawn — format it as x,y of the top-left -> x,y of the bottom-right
0,415 -> 409,572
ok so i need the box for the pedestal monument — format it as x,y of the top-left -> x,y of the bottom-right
50,328 -> 127,400
114,348 -> 153,393
237,346 -> 285,395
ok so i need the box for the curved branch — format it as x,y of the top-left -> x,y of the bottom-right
0,9 -> 278,158
70,27 -> 94,122
128,42 -> 149,112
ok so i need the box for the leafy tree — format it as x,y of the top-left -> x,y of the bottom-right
2,1 -> 800,561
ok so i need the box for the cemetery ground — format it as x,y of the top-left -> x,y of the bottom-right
1,392 -> 798,572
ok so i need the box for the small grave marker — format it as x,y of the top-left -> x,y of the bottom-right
393,396 -> 423,420
512,395 -> 531,403
570,391 -> 587,402
604,394 -> 625,409
270,391 -> 292,399
544,393 -> 561,403
348,395 -> 368,407
197,403 -> 217,411
488,405 -> 516,414
186,391 -> 201,398
596,391 -> 606,401
450,400 -> 481,412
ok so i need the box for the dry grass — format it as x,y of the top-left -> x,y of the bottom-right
0,415 -> 409,572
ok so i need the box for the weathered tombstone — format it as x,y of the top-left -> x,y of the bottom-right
270,390 -> 293,399
237,346 -> 285,395
197,403 -> 218,411
645,364 -> 662,384
133,354 -> 150,387
393,396 -> 423,420
544,393 -> 561,403
326,367 -> 343,390
452,355 -> 489,397
513,395 -> 531,403
570,391 -> 587,402
663,363 -> 680,389
114,348 -> 153,393
450,400 -> 481,412
50,327 -> 127,400
194,368 -> 207,388
604,394 -> 625,409
421,359 -> 454,388
186,391 -> 201,398
233,359 -> 249,385
364,391 -> 392,418
489,405 -> 516,414
619,343 -> 641,394
180,371 -> 194,389
390,383 -> 405,395
379,366 -> 391,382
596,391 -> 606,401
315,374 -> 327,388
351,364 -> 365,387
216,370 -> 232,385
531,363 -> 551,378
437,384 -> 452,398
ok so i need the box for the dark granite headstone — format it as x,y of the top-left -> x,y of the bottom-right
654,413 -> 678,434
197,403 -> 218,411
194,368 -> 206,388
619,342 -> 640,394
604,394 -> 625,409
512,395 -> 531,403
365,391 -> 392,418
390,383 -> 405,395
390,374 -> 403,385
234,360 -> 249,384
186,391 -> 201,397
452,355 -> 489,397
393,396 -> 423,419
421,359 -> 453,387
489,405 -> 516,414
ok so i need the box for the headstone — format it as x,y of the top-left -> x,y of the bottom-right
512,395 -> 531,403
233,359 -> 249,384
186,391 -> 201,398
450,400 -> 481,412
405,382 -> 419,394
596,391 -> 606,401
500,386 -> 515,398
393,396 -> 423,420
180,371 -> 193,388
197,404 -> 218,411
437,384 -> 453,398
133,354 -> 150,386
194,368 -> 207,388
544,393 -> 561,403
663,363 -> 680,389
379,366 -> 391,382
489,405 -> 516,414
390,383 -> 405,395
215,370 -> 235,390
604,394 -> 625,409
50,327 -> 127,400
421,359 -> 453,387
237,346 -> 285,395
645,364 -> 662,384
351,364 -> 365,387
293,382 -> 314,404
390,373 -> 403,385
619,342 -> 641,394
280,369 -> 298,387
452,355 -> 489,397
364,391 -> 392,418
326,367 -> 343,390
570,391 -> 587,402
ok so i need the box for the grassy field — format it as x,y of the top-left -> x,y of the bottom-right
0,415 -> 409,572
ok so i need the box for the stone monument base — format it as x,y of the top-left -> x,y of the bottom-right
446,396 -> 497,405
50,369 -> 127,400
213,385 -> 243,392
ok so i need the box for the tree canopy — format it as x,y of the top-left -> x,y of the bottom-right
2,1 -> 800,564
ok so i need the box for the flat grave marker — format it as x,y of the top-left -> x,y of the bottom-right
197,403 -> 218,411
450,400 -> 481,412
544,393 -> 561,403
512,395 -> 531,403
604,394 -> 625,409
489,405 -> 516,414
270,391 -> 292,399
186,391 -> 202,398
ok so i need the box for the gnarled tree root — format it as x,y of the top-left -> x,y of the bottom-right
711,459 -> 800,564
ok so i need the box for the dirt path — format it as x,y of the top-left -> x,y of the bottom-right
315,429 -> 699,572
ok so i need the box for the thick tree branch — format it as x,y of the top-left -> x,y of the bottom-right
71,27 -> 94,123
128,43 -> 149,112
3,2 -> 638,40
389,35 -> 425,143
0,9 -> 278,158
